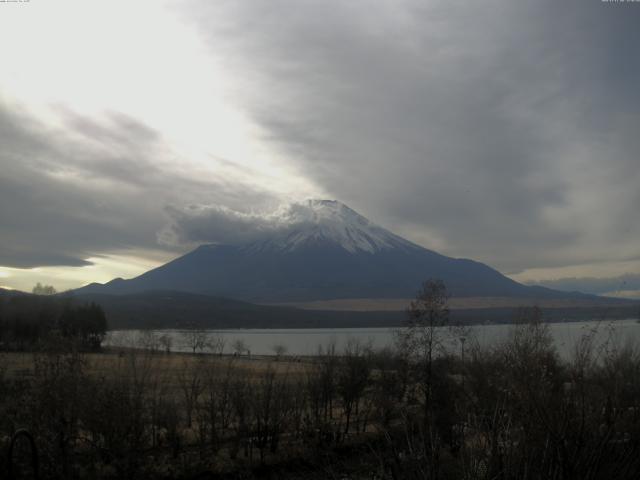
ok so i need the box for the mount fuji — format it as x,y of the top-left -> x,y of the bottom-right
75,200 -> 574,302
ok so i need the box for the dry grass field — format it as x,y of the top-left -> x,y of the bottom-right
1,349 -> 312,386
269,295 -> 633,311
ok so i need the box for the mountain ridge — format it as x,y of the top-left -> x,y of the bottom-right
67,289 -> 638,329
74,199 -> 596,302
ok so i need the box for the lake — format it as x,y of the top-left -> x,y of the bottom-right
105,318 -> 640,358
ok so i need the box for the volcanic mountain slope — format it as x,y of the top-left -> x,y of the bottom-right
75,200 -> 581,302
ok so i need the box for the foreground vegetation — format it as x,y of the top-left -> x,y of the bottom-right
2,282 -> 640,479
3,327 -> 640,479
0,293 -> 107,351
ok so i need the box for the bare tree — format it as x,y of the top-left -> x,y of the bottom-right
395,279 -> 450,478
251,366 -> 293,461
337,338 -> 371,436
228,367 -> 253,459
271,343 -> 288,360
199,357 -> 236,452
177,358 -> 204,428
209,332 -> 226,355
397,279 -> 450,410
232,338 -> 248,356
370,347 -> 407,430
138,330 -> 160,352
158,333 -> 173,354
181,328 -> 209,354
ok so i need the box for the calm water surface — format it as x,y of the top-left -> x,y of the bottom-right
105,318 -> 640,358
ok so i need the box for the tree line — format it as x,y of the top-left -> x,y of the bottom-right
0,293 -> 107,351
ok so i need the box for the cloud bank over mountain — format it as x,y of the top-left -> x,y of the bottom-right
158,200 -> 404,252
158,204 -> 287,248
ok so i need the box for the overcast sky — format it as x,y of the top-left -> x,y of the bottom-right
0,0 -> 638,296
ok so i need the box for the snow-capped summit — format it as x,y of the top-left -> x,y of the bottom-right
75,199 -> 569,302
245,199 -> 417,254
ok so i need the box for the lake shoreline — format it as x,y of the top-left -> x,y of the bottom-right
105,318 -> 640,358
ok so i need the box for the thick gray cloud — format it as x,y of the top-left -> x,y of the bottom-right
159,201 -> 358,247
158,204 -> 282,247
2,0 -> 639,283
0,102 -> 276,268
177,0 -> 640,274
